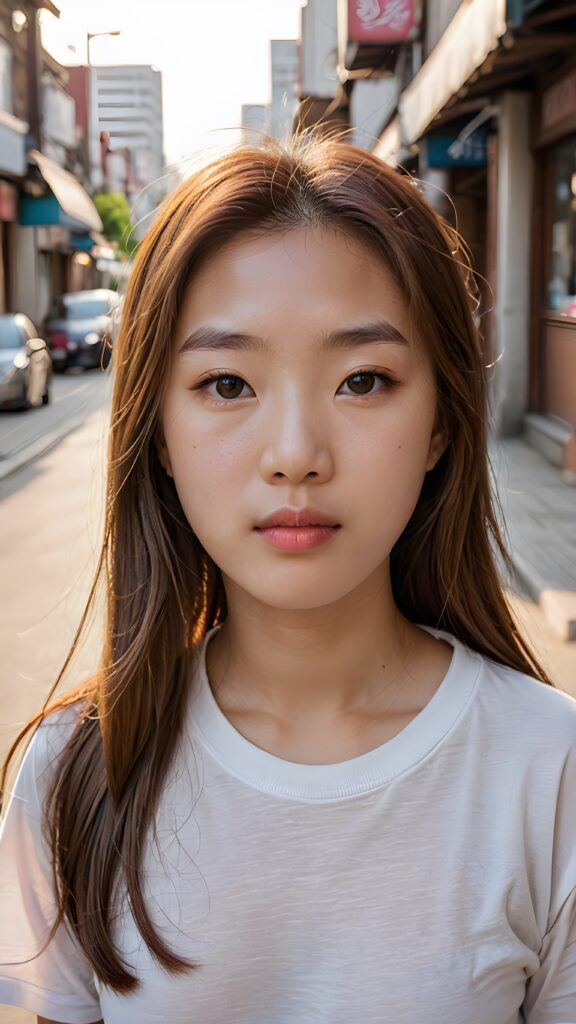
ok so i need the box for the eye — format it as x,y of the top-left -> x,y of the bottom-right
339,369 -> 397,397
190,373 -> 253,401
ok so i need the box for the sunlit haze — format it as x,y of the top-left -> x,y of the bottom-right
40,0 -> 306,167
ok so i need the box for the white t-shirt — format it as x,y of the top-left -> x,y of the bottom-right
1,624 -> 575,1024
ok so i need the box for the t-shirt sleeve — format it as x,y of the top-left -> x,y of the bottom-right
521,739 -> 576,1024
521,888 -> 576,1023
0,710 -> 103,1024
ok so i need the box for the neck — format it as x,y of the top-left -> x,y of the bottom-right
205,565 -> 429,721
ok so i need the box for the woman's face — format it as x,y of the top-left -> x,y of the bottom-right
160,226 -> 445,611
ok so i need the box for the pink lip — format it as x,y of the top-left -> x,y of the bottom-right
255,525 -> 340,550
255,506 -> 339,529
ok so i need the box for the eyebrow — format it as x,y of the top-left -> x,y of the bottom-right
178,318 -> 409,355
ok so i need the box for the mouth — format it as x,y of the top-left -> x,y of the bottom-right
254,522 -> 341,551
254,507 -> 340,530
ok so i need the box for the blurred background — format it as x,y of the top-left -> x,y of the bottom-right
1,2 -> 576,1015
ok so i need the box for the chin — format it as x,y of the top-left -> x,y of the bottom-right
228,571 -> 375,612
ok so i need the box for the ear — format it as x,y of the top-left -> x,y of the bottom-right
425,427 -> 449,472
155,430 -> 174,478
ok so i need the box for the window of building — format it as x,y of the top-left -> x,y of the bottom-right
0,37 -> 12,113
548,134 -> 576,315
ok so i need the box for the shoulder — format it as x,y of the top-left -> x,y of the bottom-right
478,651 -> 576,725
467,644 -> 576,760
1,704 -> 86,883
0,705 -> 102,1021
7,700 -> 90,811
429,624 -> 576,746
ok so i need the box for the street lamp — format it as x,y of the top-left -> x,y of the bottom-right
87,30 -> 121,66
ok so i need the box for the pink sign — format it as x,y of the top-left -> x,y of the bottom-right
0,181 -> 17,222
347,0 -> 417,42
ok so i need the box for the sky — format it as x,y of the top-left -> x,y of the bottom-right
40,0 -> 306,167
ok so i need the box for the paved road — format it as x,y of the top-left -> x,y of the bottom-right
0,406 -> 108,763
0,368 -> 111,465
0,411 -> 575,1023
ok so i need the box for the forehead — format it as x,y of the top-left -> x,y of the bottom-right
174,225 -> 422,356
179,226 -> 403,313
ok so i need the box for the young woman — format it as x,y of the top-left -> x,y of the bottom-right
1,132 -> 575,1024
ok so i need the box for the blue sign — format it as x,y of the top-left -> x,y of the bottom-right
19,194 -> 89,232
424,127 -> 488,168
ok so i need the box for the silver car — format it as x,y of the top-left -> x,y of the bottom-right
45,289 -> 118,371
0,313 -> 52,410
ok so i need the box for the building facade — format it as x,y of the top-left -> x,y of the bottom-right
526,65 -> 576,474
0,0 -> 109,324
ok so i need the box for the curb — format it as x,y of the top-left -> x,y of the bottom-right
511,549 -> 576,643
0,412 -> 87,482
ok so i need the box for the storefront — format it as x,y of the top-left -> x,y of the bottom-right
372,1 -> 576,450
0,105 -> 28,314
17,149 -> 104,324
0,181 -> 18,313
529,65 -> 576,474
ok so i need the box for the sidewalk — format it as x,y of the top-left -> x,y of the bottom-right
0,372 -> 111,483
490,436 -> 576,641
0,410 -> 87,482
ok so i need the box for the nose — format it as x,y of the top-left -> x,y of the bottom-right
258,389 -> 334,485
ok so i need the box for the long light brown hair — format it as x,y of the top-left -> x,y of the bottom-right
1,130 -> 555,992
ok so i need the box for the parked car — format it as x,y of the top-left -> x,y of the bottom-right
45,289 -> 119,371
0,313 -> 52,410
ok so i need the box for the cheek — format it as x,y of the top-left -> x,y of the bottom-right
171,442 -> 242,512
339,395 -> 436,538
162,405 -> 250,535
342,390 -> 436,475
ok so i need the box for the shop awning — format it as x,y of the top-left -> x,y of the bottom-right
373,118 -> 401,166
399,0 -> 507,145
28,149 -> 103,232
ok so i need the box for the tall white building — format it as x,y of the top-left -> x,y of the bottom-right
269,40 -> 299,143
299,0 -> 339,102
88,64 -> 165,239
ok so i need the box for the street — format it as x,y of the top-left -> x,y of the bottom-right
0,369 -> 111,469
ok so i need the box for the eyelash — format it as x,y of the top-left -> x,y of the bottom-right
189,367 -> 399,405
